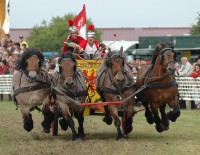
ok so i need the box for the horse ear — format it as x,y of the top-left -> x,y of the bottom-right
108,48 -> 112,57
120,46 -> 123,55
59,65 -> 61,73
157,43 -> 162,50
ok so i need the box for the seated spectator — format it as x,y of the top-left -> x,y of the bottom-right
0,59 -> 9,74
190,64 -> 200,78
177,57 -> 193,76
48,64 -> 56,75
190,63 -> 200,109
0,59 -> 11,101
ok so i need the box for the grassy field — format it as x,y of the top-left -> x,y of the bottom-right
0,101 -> 200,155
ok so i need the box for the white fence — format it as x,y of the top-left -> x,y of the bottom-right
0,75 -> 13,94
0,75 -> 199,101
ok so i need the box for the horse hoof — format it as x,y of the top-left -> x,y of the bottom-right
146,118 -> 154,124
116,134 -> 126,140
41,121 -> 50,133
43,128 -> 50,133
23,115 -> 33,132
24,124 -> 33,132
103,116 -> 113,125
163,126 -> 169,131
167,111 -> 180,122
59,118 -> 68,131
124,126 -> 133,134
72,134 -> 79,141
155,124 -> 164,133
145,111 -> 154,124
78,133 -> 85,139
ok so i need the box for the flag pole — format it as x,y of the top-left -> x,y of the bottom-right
0,0 -> 6,39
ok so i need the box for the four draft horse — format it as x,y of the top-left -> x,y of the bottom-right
53,52 -> 88,138
12,49 -> 80,140
96,48 -> 136,140
136,42 -> 180,132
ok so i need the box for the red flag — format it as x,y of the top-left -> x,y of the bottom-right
74,4 -> 87,39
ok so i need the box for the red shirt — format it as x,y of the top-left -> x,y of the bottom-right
62,36 -> 84,53
190,70 -> 200,78
0,65 -> 9,74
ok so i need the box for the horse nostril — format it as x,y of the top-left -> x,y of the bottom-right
116,78 -> 124,83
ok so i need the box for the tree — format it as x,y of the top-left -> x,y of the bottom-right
190,12 -> 200,35
27,13 -> 101,52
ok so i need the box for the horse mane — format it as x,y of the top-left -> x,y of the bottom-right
151,42 -> 174,64
58,52 -> 76,64
103,50 -> 127,68
18,48 -> 44,71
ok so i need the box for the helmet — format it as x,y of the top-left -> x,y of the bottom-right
87,24 -> 95,37
68,19 -> 78,34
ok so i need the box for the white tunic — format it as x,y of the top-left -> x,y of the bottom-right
84,44 -> 101,59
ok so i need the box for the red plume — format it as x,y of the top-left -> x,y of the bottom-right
68,19 -> 74,27
88,24 -> 95,31
113,34 -> 117,37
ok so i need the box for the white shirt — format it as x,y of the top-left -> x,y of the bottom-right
85,44 -> 97,55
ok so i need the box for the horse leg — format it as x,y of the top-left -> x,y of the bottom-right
59,102 -> 79,141
103,105 -> 113,125
59,116 -> 68,131
74,109 -> 85,139
65,116 -> 79,141
123,103 -> 134,135
21,107 -> 33,132
150,104 -> 164,132
41,105 -> 54,133
143,102 -> 154,124
159,104 -> 169,131
109,106 -> 124,140
167,105 -> 180,122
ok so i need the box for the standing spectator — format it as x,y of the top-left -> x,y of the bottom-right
1,34 -> 12,48
177,57 -> 193,76
21,43 -> 28,53
196,56 -> 200,65
19,35 -> 28,49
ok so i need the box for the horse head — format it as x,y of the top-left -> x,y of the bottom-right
59,53 -> 76,88
105,47 -> 126,85
155,42 -> 176,74
19,49 -> 44,80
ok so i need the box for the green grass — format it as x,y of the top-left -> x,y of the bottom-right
0,101 -> 200,155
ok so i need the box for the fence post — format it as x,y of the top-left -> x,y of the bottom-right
185,100 -> 191,110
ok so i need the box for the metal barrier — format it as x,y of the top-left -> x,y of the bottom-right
0,75 -> 13,94
0,75 -> 199,106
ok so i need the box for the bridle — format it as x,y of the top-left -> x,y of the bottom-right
59,58 -> 77,78
159,48 -> 176,69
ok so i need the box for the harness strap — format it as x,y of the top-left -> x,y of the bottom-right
97,81 -> 135,95
62,90 -> 88,98
13,83 -> 50,98
146,80 -> 177,89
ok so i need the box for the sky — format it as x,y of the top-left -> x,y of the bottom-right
10,0 -> 200,28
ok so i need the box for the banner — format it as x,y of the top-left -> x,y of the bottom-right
74,4 -> 86,39
2,0 -> 10,34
